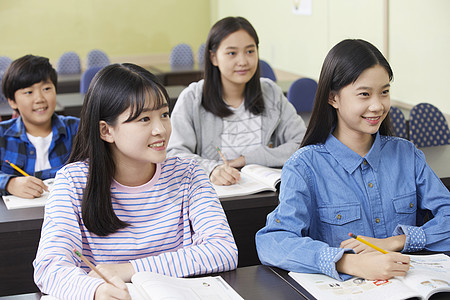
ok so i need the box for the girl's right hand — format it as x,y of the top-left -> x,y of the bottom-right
93,271 -> 131,300
210,164 -> 241,185
336,252 -> 410,280
6,176 -> 49,198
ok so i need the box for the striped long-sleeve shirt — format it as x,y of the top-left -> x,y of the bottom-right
33,156 -> 238,299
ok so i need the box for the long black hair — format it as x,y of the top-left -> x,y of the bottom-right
301,39 -> 394,147
202,16 -> 264,117
68,63 -> 169,236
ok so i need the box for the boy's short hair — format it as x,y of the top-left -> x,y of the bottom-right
1,54 -> 57,101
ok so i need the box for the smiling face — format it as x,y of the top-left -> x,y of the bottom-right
100,97 -> 172,174
210,29 -> 258,92
329,64 -> 391,145
8,79 -> 56,136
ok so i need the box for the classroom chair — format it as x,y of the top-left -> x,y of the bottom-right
287,77 -> 318,113
389,106 -> 408,139
170,43 -> 194,69
259,59 -> 277,82
0,56 -> 12,73
80,66 -> 102,94
409,103 -> 450,148
56,51 -> 82,75
86,49 -> 110,69
197,43 -> 206,68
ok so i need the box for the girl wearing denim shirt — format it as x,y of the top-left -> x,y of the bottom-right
256,39 -> 450,281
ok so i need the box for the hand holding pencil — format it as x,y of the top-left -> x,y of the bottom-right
4,160 -> 49,198
210,147 -> 241,186
73,249 -> 131,300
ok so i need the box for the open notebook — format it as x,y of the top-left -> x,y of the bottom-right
288,254 -> 450,300
41,272 -> 244,300
2,178 -> 54,210
212,164 -> 281,198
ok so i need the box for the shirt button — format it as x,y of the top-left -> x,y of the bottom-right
368,182 -> 373,188
409,203 -> 414,208
336,214 -> 342,220
363,160 -> 367,165
375,218 -> 380,223
275,219 -> 280,223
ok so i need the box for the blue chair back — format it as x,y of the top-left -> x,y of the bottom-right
259,60 -> 276,82
197,43 -> 206,68
80,66 -> 102,94
0,71 -> 7,102
409,103 -> 450,147
56,51 -> 81,75
86,49 -> 110,69
0,56 -> 12,73
389,106 -> 408,139
287,78 -> 318,113
170,43 -> 194,68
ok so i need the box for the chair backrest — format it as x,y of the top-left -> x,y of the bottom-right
259,59 -> 276,82
0,71 -> 7,102
86,49 -> 110,69
80,66 -> 102,94
170,43 -> 194,68
389,106 -> 408,139
287,77 -> 318,113
197,43 -> 206,68
409,102 -> 450,147
0,56 -> 12,73
56,51 -> 81,75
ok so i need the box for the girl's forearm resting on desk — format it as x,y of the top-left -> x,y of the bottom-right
336,251 -> 410,280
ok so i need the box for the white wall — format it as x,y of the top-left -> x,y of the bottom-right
213,0 -> 450,115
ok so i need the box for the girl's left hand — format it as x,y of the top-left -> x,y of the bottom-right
340,235 -> 406,253
228,156 -> 246,168
89,263 -> 135,283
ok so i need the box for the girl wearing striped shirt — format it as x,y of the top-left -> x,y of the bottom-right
33,64 -> 238,299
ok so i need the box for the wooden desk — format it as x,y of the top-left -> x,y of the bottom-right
270,251 -> 450,300
420,145 -> 450,190
56,73 -> 81,94
148,64 -> 203,86
0,265 -> 307,300
0,191 -> 278,296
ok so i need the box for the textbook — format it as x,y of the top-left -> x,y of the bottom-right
2,178 -> 54,210
288,254 -> 450,300
127,272 -> 244,300
212,164 -> 281,198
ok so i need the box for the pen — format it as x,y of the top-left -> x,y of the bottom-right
216,147 -> 228,165
4,160 -> 30,177
73,249 -> 112,284
348,233 -> 389,254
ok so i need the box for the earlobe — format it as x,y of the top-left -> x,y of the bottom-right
7,98 -> 17,110
328,92 -> 339,109
99,121 -> 114,143
210,51 -> 218,66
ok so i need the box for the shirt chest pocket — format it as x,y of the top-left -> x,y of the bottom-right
318,203 -> 361,225
392,192 -> 417,225
317,203 -> 362,247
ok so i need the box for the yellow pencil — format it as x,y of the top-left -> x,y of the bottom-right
73,249 -> 112,284
216,147 -> 228,165
5,160 -> 30,177
348,233 -> 389,254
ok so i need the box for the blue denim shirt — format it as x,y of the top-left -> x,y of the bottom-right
0,114 -> 79,195
256,132 -> 450,280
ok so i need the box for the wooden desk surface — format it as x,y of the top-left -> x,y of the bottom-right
0,265 -> 307,300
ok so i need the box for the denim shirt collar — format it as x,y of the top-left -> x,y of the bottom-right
325,132 -> 381,174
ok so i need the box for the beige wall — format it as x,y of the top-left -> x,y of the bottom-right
1,0 -> 448,115
214,0 -> 450,115
0,0 -> 210,63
